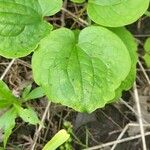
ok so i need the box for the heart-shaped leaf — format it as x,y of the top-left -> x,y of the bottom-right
32,26 -> 131,113
87,0 -> 149,27
0,0 -> 62,58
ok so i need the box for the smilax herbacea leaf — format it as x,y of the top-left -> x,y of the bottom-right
0,0 -> 62,58
87,0 -> 149,27
32,26 -> 132,113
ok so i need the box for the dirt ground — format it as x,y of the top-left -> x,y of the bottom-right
0,1 -> 150,150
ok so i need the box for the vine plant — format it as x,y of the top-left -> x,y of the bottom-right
0,0 -> 149,147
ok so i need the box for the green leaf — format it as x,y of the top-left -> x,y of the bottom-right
0,80 -> 14,99
70,0 -> 85,3
109,27 -> 138,101
0,80 -> 17,107
24,87 -> 45,101
144,37 -> 150,53
89,0 -> 125,6
0,108 -> 17,147
15,105 -> 40,125
0,100 -> 12,108
87,0 -> 149,27
0,0 -> 62,58
144,53 -> 150,68
143,38 -> 150,68
32,26 -> 131,113
145,10 -> 150,17
42,129 -> 70,150
38,0 -> 62,16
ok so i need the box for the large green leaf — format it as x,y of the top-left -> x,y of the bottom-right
32,26 -> 131,113
87,0 -> 149,27
0,0 -> 62,58
38,0 -> 63,16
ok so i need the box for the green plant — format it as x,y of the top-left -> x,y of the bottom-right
71,0 -> 149,26
0,0 -> 148,111
0,80 -> 45,147
0,0 -> 62,58
144,37 -> 150,67
0,0 -> 149,141
32,26 -> 137,112
0,0 -> 149,146
42,129 -> 70,150
1,1 -> 148,111
59,121 -> 73,150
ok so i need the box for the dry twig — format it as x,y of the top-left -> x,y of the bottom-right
133,82 -> 147,150
0,59 -> 15,80
31,101 -> 51,150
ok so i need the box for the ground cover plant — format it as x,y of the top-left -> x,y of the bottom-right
0,0 -> 150,149
144,37 -> 150,67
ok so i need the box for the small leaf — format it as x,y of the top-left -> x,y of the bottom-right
0,100 -> 12,108
32,26 -> 131,113
89,0 -> 124,6
144,53 -> 150,68
38,0 -> 63,16
15,105 -> 40,125
24,87 -> 45,101
0,80 -> 17,107
22,84 -> 32,99
42,129 -> 70,150
0,80 -> 15,99
144,38 -> 150,53
0,108 -> 17,147
87,0 -> 149,27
